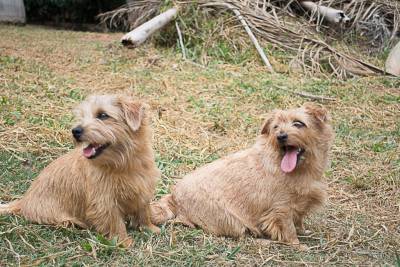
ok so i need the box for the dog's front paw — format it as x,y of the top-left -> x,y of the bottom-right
119,237 -> 134,248
296,243 -> 309,251
298,229 -> 312,236
147,224 -> 161,234
290,241 -> 309,251
254,238 -> 271,246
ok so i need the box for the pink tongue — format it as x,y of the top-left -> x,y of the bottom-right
83,145 -> 96,158
281,149 -> 298,173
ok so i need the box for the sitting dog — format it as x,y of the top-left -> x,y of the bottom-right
0,95 -> 160,247
151,103 -> 334,247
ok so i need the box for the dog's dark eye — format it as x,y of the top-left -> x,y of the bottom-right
293,120 -> 305,128
97,112 -> 109,120
273,125 -> 278,129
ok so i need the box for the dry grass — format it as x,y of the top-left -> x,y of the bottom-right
0,25 -> 399,266
99,0 -> 398,78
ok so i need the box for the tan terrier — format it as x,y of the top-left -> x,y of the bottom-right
0,95 -> 160,247
151,103 -> 334,248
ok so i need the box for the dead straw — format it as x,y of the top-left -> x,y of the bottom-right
98,0 -> 399,78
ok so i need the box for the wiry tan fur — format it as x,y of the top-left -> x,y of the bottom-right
0,95 -> 160,247
151,103 -> 334,247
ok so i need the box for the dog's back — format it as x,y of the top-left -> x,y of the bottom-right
151,146 -> 270,237
1,150 -> 88,227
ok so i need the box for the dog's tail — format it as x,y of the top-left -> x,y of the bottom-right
150,194 -> 177,225
0,201 -> 20,215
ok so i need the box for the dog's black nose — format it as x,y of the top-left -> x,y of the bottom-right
277,133 -> 288,143
72,127 -> 84,140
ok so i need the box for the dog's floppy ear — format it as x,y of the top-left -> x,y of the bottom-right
261,111 -> 276,135
303,102 -> 328,123
118,98 -> 149,131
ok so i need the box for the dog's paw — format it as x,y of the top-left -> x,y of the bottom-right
254,238 -> 271,246
147,224 -> 161,234
149,225 -> 161,234
291,243 -> 309,251
300,229 -> 312,236
298,244 -> 309,251
119,237 -> 134,248
297,228 -> 312,236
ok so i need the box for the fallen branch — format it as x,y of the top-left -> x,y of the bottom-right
184,59 -> 207,69
121,7 -> 178,48
277,87 -> 336,101
202,2 -> 274,72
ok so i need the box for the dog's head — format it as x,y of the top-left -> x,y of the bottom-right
72,95 -> 149,166
260,103 -> 333,174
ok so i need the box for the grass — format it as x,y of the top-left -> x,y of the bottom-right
0,24 -> 399,266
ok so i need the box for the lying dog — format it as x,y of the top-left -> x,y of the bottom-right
151,103 -> 334,247
0,95 -> 160,247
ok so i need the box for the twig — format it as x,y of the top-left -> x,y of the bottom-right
202,3 -> 274,72
184,60 -> 207,69
25,251 -> 69,267
5,237 -> 21,266
19,234 -> 36,251
175,21 -> 187,60
277,87 -> 336,101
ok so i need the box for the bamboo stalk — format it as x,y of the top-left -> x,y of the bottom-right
202,3 -> 274,72
175,21 -> 187,59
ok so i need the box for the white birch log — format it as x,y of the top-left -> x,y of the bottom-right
385,41 -> 400,76
121,8 -> 178,47
300,1 -> 350,24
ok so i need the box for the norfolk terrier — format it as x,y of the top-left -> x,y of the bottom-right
151,103 -> 334,247
0,95 -> 160,247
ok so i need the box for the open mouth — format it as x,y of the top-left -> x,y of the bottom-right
82,143 -> 109,159
280,145 -> 305,173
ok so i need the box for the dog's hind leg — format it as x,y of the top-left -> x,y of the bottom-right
150,194 -> 177,225
137,205 -> 161,234
0,201 -> 20,215
173,214 -> 196,228
60,217 -> 88,229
